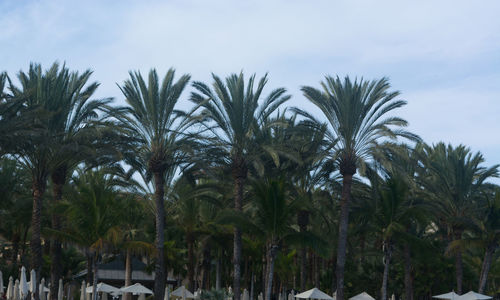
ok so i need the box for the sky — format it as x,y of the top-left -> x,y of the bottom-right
1,0 -> 500,180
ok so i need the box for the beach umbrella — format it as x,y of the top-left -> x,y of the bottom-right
0,270 -> 4,297
81,281 -> 86,300
120,284 -> 153,296
14,280 -> 20,300
7,277 -> 14,300
58,279 -> 63,300
29,270 -> 36,299
433,292 -> 460,300
86,284 -> 90,300
295,288 -> 334,300
19,267 -> 29,300
171,286 -> 194,299
39,278 -> 46,300
86,283 -> 120,295
164,287 -> 170,300
456,292 -> 492,300
348,293 -> 375,300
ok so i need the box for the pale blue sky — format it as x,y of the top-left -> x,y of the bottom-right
2,0 -> 500,178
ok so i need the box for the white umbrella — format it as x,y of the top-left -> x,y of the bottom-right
81,281 -> 86,300
7,277 -> 14,300
58,279 -> 63,300
348,292 -> 376,300
120,283 -> 153,295
0,270 -> 4,297
39,278 -> 46,300
295,288 -> 334,300
85,284 -> 90,300
20,267 -> 29,300
456,292 -> 492,300
433,292 -> 461,300
164,287 -> 170,300
86,284 -> 120,294
14,279 -> 20,300
29,270 -> 36,299
171,286 -> 194,299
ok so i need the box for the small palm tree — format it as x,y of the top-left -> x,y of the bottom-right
50,168 -> 124,300
115,68 -> 191,300
190,72 -> 290,300
297,76 -> 418,300
418,143 -> 499,293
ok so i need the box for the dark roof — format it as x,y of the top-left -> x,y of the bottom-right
99,255 -> 148,271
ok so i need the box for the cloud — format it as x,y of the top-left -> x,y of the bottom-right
1,0 -> 500,178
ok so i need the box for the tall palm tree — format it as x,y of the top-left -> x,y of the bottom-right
8,63 -> 92,296
190,72 -> 290,300
418,143 -> 499,293
43,65 -> 112,300
297,76 -> 418,300
115,68 -> 191,300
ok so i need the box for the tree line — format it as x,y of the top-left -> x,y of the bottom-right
0,62 -> 499,300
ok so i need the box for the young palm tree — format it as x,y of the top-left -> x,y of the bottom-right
297,76 -> 418,300
115,68 -> 191,300
418,143 -> 499,293
50,168 -> 123,300
190,72 -> 290,300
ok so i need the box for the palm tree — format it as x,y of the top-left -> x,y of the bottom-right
190,72 -> 290,300
221,178 -> 299,300
115,68 -> 191,300
50,168 -> 123,300
475,189 -> 500,293
43,64 -> 112,300
418,143 -> 499,293
8,63 -> 80,294
297,76 -> 418,300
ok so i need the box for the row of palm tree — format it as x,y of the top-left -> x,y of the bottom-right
0,62 -> 499,300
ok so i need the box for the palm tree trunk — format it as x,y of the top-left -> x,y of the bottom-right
297,210 -> 309,291
336,173 -> 353,300
187,232 -> 194,292
201,244 -> 211,290
381,241 -> 392,300
50,170 -> 65,300
31,179 -> 46,300
478,245 -> 495,294
265,245 -> 278,300
86,254 -> 93,284
454,230 -> 463,294
232,160 -> 246,300
92,254 -> 99,300
153,171 -> 166,300
124,249 -> 132,300
403,244 -> 413,300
